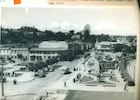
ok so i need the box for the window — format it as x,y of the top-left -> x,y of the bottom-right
48,56 -> 51,59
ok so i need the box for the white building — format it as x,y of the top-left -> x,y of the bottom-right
29,41 -> 68,62
10,48 -> 29,61
95,41 -> 120,52
39,41 -> 68,50
0,48 -> 11,59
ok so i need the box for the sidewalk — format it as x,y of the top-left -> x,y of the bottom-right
48,77 -> 135,92
6,72 -> 35,83
16,72 -> 35,83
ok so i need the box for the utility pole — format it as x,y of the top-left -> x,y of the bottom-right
0,57 -> 6,100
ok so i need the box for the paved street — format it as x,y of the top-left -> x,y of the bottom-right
0,59 -> 82,100
0,50 -> 136,100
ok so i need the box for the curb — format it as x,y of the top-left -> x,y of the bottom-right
18,77 -> 37,83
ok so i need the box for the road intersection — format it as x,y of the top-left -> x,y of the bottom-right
0,50 -> 135,100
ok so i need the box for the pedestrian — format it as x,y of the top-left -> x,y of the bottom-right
8,73 -> 10,77
64,82 -> 66,87
13,79 -> 17,85
12,71 -> 15,77
73,78 -> 75,83
57,89 -> 60,94
38,95 -> 42,100
77,74 -> 79,79
46,90 -> 48,97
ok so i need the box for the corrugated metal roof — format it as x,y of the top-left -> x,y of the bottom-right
11,48 -> 28,50
38,41 -> 68,50
0,48 -> 10,50
30,48 -> 67,51
98,41 -> 119,45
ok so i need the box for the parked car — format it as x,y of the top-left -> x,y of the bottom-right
60,67 -> 70,75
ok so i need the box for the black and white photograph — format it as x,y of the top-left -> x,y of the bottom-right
0,7 -> 138,100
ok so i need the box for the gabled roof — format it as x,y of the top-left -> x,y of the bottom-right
98,41 -> 120,45
38,41 -> 68,50
30,48 -> 67,51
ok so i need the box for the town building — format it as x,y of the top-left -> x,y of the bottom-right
95,40 -> 120,52
0,40 -> 92,62
68,40 -> 92,55
10,48 -> 29,61
29,41 -> 69,62
0,48 -> 11,60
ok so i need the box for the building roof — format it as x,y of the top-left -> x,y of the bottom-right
38,41 -> 68,50
11,48 -> 28,50
98,41 -> 120,45
0,48 -> 10,50
30,48 -> 67,51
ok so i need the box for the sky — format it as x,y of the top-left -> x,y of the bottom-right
1,7 -> 139,36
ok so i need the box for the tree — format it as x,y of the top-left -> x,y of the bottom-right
84,24 -> 91,32
69,30 -> 75,34
28,62 -> 48,72
83,24 -> 91,42
55,31 -> 66,41
7,56 -> 12,61
17,54 -> 24,61
46,58 -> 59,65
35,62 -> 48,69
45,30 -> 55,40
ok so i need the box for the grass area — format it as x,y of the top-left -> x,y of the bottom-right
89,73 -> 99,77
109,77 -> 118,82
80,76 -> 94,83
102,73 -> 115,77
85,81 -> 100,84
80,75 -> 116,85
64,90 -> 134,100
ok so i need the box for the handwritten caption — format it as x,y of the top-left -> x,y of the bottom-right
48,0 -> 134,6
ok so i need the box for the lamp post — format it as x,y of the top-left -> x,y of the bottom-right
0,57 -> 6,100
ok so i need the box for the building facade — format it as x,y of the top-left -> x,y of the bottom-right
10,48 -> 29,61
29,41 -> 68,62
29,48 -> 67,62
0,48 -> 11,59
0,40 -> 92,62
68,40 -> 92,55
95,41 -> 120,52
